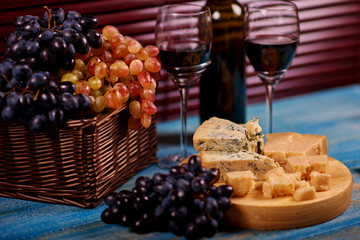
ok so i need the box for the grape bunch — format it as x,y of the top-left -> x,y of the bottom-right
0,7 -> 101,132
101,155 -> 233,239
70,25 -> 161,130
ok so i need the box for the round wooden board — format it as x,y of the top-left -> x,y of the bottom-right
182,156 -> 353,230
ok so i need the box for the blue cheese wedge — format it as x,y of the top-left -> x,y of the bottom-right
193,117 -> 264,153
200,150 -> 280,181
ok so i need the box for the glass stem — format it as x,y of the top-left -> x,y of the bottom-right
265,83 -> 275,134
179,86 -> 189,156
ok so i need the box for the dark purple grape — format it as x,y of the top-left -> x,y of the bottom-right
153,181 -> 173,196
48,108 -> 65,125
86,29 -> 102,49
37,91 -> 57,109
51,8 -> 65,25
40,48 -> 56,65
214,185 -> 234,199
160,193 -> 171,209
104,192 -> 118,207
132,194 -> 150,211
21,20 -> 41,37
74,33 -> 89,55
79,15 -> 98,29
48,80 -> 60,94
13,16 -> 24,31
101,207 -> 118,224
217,196 -> 231,211
205,218 -> 218,238
36,17 -> 48,28
25,40 -> 40,55
12,63 -> 31,81
192,198 -> 205,213
75,94 -> 92,111
183,171 -> 194,182
62,57 -> 75,70
152,172 -> 167,185
9,40 -> 26,59
185,221 -> 200,240
201,168 -> 220,184
62,28 -> 80,44
188,155 -> 202,173
60,92 -> 79,112
0,91 -> 5,109
9,78 -> 19,88
194,214 -> 208,231
135,176 -> 150,188
28,72 -> 48,90
1,105 -> 16,122
132,186 -> 148,195
59,81 -> 76,94
66,11 -> 81,21
37,29 -> 54,43
29,114 -> 47,132
175,178 -> 190,192
5,32 -> 19,47
169,165 -> 186,179
191,176 -> 207,194
51,37 -> 67,55
0,60 -> 13,78
170,205 -> 188,222
6,91 -> 25,111
119,213 -> 134,227
63,19 -> 82,32
133,212 -> 152,234
169,189 -> 186,205
204,196 -> 219,216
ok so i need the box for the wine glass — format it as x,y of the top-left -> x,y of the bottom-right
155,4 -> 212,168
244,1 -> 300,134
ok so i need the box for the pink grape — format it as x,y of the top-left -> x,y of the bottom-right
139,88 -> 155,102
105,88 -> 123,108
141,100 -> 157,115
144,57 -> 161,73
129,59 -> 143,75
128,81 -> 142,98
102,25 -> 120,41
76,80 -> 91,95
144,45 -> 159,57
87,57 -> 101,75
129,100 -> 141,119
113,83 -> 129,103
94,62 -> 108,79
140,112 -> 152,128
110,60 -> 129,78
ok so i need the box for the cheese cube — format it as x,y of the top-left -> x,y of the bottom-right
308,155 -> 329,174
264,167 -> 286,180
310,171 -> 331,191
293,186 -> 316,201
285,156 -> 310,179
225,170 -> 255,197
262,174 -> 295,198
295,180 -> 310,190
263,132 -> 328,166
193,117 -> 263,153
285,172 -> 302,184
200,150 -> 280,181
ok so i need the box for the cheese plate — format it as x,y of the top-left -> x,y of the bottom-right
182,156 -> 352,230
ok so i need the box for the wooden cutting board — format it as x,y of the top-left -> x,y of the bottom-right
182,156 -> 353,230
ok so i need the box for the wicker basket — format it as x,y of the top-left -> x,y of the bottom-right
0,105 -> 157,208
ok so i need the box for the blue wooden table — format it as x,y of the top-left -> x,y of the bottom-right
1,85 -> 360,239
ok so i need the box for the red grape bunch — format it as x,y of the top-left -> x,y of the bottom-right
72,25 -> 162,130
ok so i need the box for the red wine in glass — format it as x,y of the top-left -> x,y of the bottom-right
158,40 -> 211,69
245,35 -> 297,76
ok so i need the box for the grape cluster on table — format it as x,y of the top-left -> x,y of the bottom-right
0,7 -> 101,132
101,155 -> 234,239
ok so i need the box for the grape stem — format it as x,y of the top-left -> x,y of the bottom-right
34,89 -> 40,101
43,6 -> 52,29
21,86 -> 28,94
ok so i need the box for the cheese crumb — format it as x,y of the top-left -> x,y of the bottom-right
310,171 -> 331,191
225,170 -> 255,197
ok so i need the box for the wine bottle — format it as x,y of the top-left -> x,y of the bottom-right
200,0 -> 246,123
